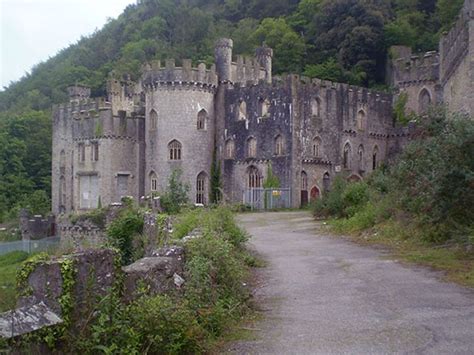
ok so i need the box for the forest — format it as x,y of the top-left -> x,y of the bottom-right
0,0 -> 466,222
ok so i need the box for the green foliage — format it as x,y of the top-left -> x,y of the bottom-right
16,252 -> 50,296
160,169 -> 190,214
70,207 -> 108,229
107,208 -> 144,265
263,163 -> 280,189
313,176 -> 348,218
393,92 -> 410,125
0,251 -> 29,312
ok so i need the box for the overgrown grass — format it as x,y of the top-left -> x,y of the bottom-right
0,251 -> 29,312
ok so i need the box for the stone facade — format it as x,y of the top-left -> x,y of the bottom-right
51,0 -> 473,212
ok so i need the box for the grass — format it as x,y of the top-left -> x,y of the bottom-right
0,251 -> 29,312
328,219 -> 474,288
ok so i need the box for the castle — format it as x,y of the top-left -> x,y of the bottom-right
52,0 -> 473,213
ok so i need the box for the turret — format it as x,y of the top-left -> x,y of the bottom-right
67,84 -> 91,103
256,44 -> 273,84
214,38 -> 233,82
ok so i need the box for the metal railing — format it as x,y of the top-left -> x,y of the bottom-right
243,188 -> 292,210
0,237 -> 60,256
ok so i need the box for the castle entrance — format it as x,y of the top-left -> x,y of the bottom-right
310,186 -> 320,201
301,171 -> 308,207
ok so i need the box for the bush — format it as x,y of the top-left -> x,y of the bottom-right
160,169 -> 190,214
313,176 -> 347,218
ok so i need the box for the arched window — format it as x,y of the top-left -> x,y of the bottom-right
312,137 -> 322,158
197,109 -> 207,130
323,172 -> 331,192
150,171 -> 158,192
358,145 -> 365,171
238,101 -> 247,121
419,89 -> 431,113
60,150 -> 66,174
247,137 -> 257,158
275,135 -> 284,156
168,140 -> 182,160
150,109 -> 158,131
196,172 -> 208,205
311,98 -> 321,117
225,139 -> 235,159
343,143 -> 352,169
372,146 -> 379,170
248,166 -> 262,188
357,110 -> 365,131
260,99 -> 270,117
301,171 -> 308,191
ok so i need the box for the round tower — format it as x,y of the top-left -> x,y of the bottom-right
256,45 -> 273,84
214,38 -> 233,82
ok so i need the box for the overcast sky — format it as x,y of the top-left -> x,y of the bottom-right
0,0 -> 136,90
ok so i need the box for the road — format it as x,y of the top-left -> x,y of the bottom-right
226,211 -> 474,354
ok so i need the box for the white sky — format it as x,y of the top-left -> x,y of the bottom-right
0,0 -> 136,90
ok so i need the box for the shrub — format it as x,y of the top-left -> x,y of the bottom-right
313,176 -> 347,218
342,181 -> 369,217
160,169 -> 190,214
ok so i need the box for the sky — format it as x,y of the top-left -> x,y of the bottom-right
0,0 -> 136,90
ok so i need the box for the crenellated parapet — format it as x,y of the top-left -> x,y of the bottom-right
141,59 -> 218,92
391,50 -> 440,87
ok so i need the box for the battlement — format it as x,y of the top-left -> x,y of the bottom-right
141,59 -> 218,90
392,50 -> 440,85
54,97 -> 110,116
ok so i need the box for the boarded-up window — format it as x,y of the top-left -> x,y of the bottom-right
91,142 -> 99,161
79,175 -> 99,209
78,143 -> 86,162
225,139 -> 235,159
247,137 -> 257,158
238,101 -> 247,121
150,109 -> 158,131
197,109 -> 207,130
275,135 -> 284,156
117,174 -> 129,199
312,137 -> 322,158
357,110 -> 365,131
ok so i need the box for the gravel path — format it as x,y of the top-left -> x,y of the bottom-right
225,211 -> 474,354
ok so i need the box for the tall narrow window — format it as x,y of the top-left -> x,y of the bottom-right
357,110 -> 365,131
311,98 -> 321,117
248,166 -> 261,188
78,143 -> 86,162
275,135 -> 284,156
79,175 -> 99,209
301,171 -> 308,191
150,109 -> 158,131
358,145 -> 364,171
225,139 -> 235,159
59,175 -> 66,210
60,150 -> 66,174
323,172 -> 330,192
168,140 -> 182,160
150,171 -> 158,192
247,137 -> 257,158
91,142 -> 99,162
312,137 -> 322,158
117,174 -> 129,199
196,172 -> 207,205
372,146 -> 379,170
260,99 -> 270,117
197,109 -> 207,130
419,89 -> 431,113
238,101 -> 247,121
343,143 -> 351,169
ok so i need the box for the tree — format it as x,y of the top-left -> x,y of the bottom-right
160,169 -> 190,214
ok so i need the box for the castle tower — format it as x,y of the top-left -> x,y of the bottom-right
256,45 -> 273,84
214,38 -> 233,82
67,85 -> 91,103
142,59 -> 218,205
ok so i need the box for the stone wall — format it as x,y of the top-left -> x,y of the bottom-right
19,210 -> 55,240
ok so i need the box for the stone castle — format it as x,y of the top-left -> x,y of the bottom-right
52,0 -> 473,213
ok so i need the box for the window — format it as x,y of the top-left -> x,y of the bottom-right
59,175 -> 66,210
117,174 -> 129,199
323,172 -> 330,192
301,171 -> 308,191
358,145 -> 365,171
225,139 -> 235,159
197,109 -> 207,130
150,109 -> 158,131
343,143 -> 351,169
238,101 -> 247,121
312,137 -> 322,158
311,98 -> 321,117
275,135 -> 284,156
260,99 -> 270,117
91,142 -> 99,162
60,150 -> 66,174
248,166 -> 261,188
79,175 -> 99,209
168,140 -> 182,160
419,89 -> 431,113
357,110 -> 365,131
78,143 -> 86,162
196,172 -> 207,205
150,171 -> 158,192
372,146 -> 379,170
247,137 -> 257,158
